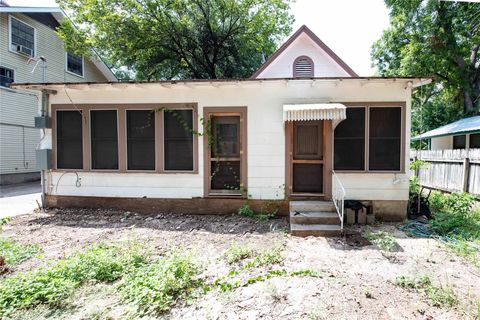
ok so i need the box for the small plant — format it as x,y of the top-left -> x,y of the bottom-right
364,287 -> 373,299
0,237 -> 41,266
224,245 -> 255,265
365,230 -> 396,252
238,203 -> 277,221
243,247 -> 283,269
395,275 -> 458,308
0,217 -> 11,227
118,253 -> 200,315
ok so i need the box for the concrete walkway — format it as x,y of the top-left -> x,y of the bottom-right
0,181 -> 41,218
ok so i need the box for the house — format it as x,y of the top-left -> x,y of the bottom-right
0,4 -> 116,185
13,25 -> 429,236
412,115 -> 480,150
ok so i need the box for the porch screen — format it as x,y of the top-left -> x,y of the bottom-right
127,110 -> 155,170
164,110 -> 193,171
90,110 -> 118,170
211,116 -> 241,191
334,107 -> 365,170
470,133 -> 480,148
453,135 -> 466,149
368,107 -> 401,171
57,110 -> 83,169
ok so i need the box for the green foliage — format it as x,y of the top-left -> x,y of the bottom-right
365,230 -> 397,252
395,275 -> 458,308
0,238 -> 41,266
372,0 -> 480,138
118,253 -> 200,315
0,217 -> 11,228
238,203 -> 277,221
57,0 -> 294,80
224,245 -> 255,265
0,243 -> 147,316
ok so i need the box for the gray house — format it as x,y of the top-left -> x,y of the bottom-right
0,4 -> 116,184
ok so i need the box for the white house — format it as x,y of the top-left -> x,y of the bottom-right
0,4 -> 116,184
412,115 -> 480,150
13,25 -> 429,236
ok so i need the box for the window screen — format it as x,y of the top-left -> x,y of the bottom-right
57,110 -> 83,169
67,53 -> 83,76
453,135 -> 466,149
0,67 -> 14,87
469,133 -> 480,149
91,110 -> 118,170
127,110 -> 155,170
164,109 -> 193,171
10,17 -> 35,56
334,108 -> 365,170
369,107 -> 401,171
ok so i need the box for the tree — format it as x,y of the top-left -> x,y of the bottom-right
371,0 -> 480,135
57,0 -> 294,80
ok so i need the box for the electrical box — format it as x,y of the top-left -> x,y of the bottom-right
35,116 -> 51,129
36,149 -> 52,170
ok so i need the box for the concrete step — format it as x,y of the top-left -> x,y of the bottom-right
290,223 -> 342,237
289,200 -> 336,212
290,211 -> 340,225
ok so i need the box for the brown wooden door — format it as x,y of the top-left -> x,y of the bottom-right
291,120 -> 324,194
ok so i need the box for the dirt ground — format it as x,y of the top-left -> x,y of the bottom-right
1,208 -> 480,320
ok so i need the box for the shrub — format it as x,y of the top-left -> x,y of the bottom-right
0,243 -> 147,316
118,253 -> 200,315
0,238 -> 41,266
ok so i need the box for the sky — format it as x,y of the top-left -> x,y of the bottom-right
8,0 -> 392,76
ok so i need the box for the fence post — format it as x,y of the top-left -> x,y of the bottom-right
462,157 -> 470,192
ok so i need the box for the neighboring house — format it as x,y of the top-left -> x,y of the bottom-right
13,25 -> 429,236
0,4 -> 116,185
412,115 -> 480,150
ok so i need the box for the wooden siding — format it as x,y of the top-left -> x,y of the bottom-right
0,12 -> 109,176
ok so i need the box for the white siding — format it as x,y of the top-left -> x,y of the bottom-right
45,79 -> 410,201
256,32 -> 351,78
430,136 -> 452,150
0,12 -> 109,177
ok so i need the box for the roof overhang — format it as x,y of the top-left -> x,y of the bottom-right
283,103 -> 346,122
412,115 -> 480,141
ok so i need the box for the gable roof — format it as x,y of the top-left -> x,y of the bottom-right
0,5 -> 117,81
251,25 -> 358,79
412,115 -> 480,141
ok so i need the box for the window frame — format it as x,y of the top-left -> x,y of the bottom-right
203,107 -> 247,198
125,109 -> 157,172
89,109 -> 120,171
0,66 -> 15,87
161,108 -> 196,173
65,52 -> 85,78
333,103 -> 405,174
8,15 -> 36,57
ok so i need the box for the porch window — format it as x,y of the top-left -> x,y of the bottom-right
453,135 -> 466,149
164,109 -> 193,171
368,107 -> 401,171
334,107 -> 365,170
90,110 -> 118,170
470,133 -> 480,149
127,110 -> 155,170
56,110 -> 83,169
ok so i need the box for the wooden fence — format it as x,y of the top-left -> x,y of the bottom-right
410,149 -> 480,197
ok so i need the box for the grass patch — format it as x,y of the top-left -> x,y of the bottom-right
238,203 -> 277,221
0,243 -> 147,317
0,237 -> 41,266
224,245 -> 255,265
365,230 -> 396,252
395,275 -> 458,308
118,253 -> 200,315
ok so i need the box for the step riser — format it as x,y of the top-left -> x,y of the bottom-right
290,204 -> 336,212
291,230 -> 342,237
290,216 -> 340,225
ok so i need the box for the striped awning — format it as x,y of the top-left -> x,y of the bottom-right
283,103 -> 347,122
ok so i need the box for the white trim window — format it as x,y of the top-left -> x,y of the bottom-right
0,66 -> 15,87
9,16 -> 35,57
66,52 -> 84,77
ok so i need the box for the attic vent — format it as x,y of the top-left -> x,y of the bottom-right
294,56 -> 314,78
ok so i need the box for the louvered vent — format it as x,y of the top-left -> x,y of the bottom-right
294,57 -> 314,77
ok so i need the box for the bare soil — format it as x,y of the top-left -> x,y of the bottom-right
1,208 -> 479,320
